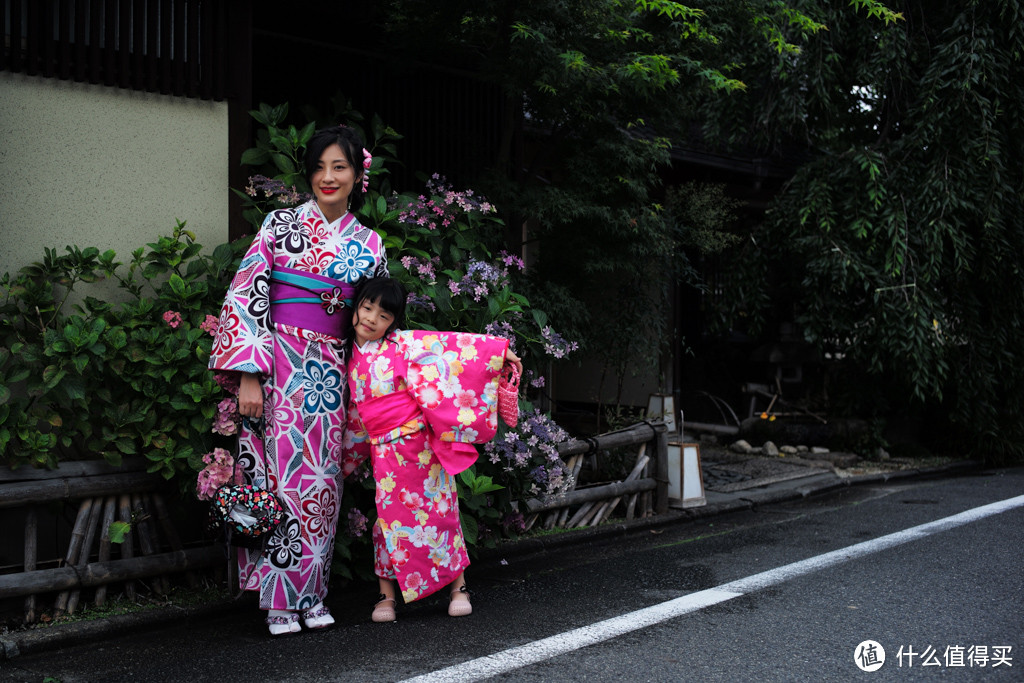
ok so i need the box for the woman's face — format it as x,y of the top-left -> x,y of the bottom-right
311,143 -> 360,221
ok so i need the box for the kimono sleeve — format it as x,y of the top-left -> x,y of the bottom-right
341,400 -> 372,477
401,330 -> 509,474
207,213 -> 277,376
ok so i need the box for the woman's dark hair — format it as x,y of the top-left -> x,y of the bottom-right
304,125 -> 367,213
353,278 -> 406,337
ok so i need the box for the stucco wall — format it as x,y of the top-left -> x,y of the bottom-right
0,72 -> 229,280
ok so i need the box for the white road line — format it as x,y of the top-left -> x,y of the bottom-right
398,494 -> 1024,683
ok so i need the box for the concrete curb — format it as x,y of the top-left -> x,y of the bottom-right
0,458 -> 983,659
475,459 -> 983,562
1,597 -> 248,659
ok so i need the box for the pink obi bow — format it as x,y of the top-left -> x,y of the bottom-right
357,391 -> 479,475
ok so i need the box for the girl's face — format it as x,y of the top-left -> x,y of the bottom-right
311,143 -> 359,221
353,297 -> 394,346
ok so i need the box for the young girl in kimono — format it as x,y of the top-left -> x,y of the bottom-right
342,278 -> 521,621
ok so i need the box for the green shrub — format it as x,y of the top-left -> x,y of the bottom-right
0,223 -> 249,477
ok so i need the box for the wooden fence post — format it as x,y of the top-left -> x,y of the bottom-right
653,422 -> 669,515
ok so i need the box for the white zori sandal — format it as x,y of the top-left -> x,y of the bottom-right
266,610 -> 300,636
302,603 -> 335,629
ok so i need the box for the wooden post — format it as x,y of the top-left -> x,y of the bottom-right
0,473 -> 165,508
23,507 -> 38,624
543,510 -> 558,530
133,494 -> 168,595
0,547 -> 224,598
67,496 -> 104,614
625,492 -> 639,521
152,493 -> 199,588
118,494 -> 136,600
556,455 -> 584,527
54,499 -> 93,614
565,502 -> 596,528
575,503 -> 603,528
94,496 -> 117,607
588,501 -> 613,527
524,478 -> 656,514
653,422 -> 669,515
595,451 -> 650,526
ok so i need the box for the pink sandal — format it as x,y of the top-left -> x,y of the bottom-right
372,593 -> 397,623
448,585 -> 472,617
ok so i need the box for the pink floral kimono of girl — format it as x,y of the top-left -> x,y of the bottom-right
342,329 -> 509,604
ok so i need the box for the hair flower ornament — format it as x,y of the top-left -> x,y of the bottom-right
362,148 -> 372,193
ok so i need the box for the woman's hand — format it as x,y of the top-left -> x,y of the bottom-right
237,372 -> 264,418
504,348 -> 523,375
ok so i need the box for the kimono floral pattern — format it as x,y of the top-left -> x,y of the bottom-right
209,200 -> 387,611
344,329 -> 509,603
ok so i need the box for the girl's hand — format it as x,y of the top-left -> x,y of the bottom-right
504,348 -> 523,375
238,372 -> 264,418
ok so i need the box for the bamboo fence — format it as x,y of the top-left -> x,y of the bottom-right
520,420 -> 669,532
1,420 -> 671,624
0,459 -> 219,623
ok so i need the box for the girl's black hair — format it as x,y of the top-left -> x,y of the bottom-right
304,125 -> 367,213
353,278 -> 406,337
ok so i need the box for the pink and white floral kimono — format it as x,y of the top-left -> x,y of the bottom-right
343,329 -> 509,603
209,200 -> 387,612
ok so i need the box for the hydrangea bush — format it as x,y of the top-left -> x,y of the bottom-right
0,224 -> 250,477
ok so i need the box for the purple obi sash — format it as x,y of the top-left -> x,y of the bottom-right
269,266 -> 354,339
358,392 -> 479,475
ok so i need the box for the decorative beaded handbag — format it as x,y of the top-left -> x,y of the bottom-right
208,417 -> 285,550
210,483 -> 285,549
497,364 -> 521,428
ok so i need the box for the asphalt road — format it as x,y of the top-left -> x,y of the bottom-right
2,468 -> 1022,682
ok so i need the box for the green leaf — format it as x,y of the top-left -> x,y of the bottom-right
42,365 -> 64,387
115,437 -> 137,455
531,309 -> 549,330
239,147 -> 270,167
108,521 -> 132,544
168,274 -> 186,297
271,153 -> 296,174
460,513 -> 479,546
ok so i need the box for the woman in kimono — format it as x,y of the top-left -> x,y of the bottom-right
209,125 -> 388,635
342,279 -> 521,621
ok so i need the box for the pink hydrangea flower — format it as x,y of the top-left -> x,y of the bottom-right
199,314 -> 219,336
195,448 -> 242,500
162,310 -> 182,329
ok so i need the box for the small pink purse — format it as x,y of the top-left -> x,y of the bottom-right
497,364 -> 521,428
